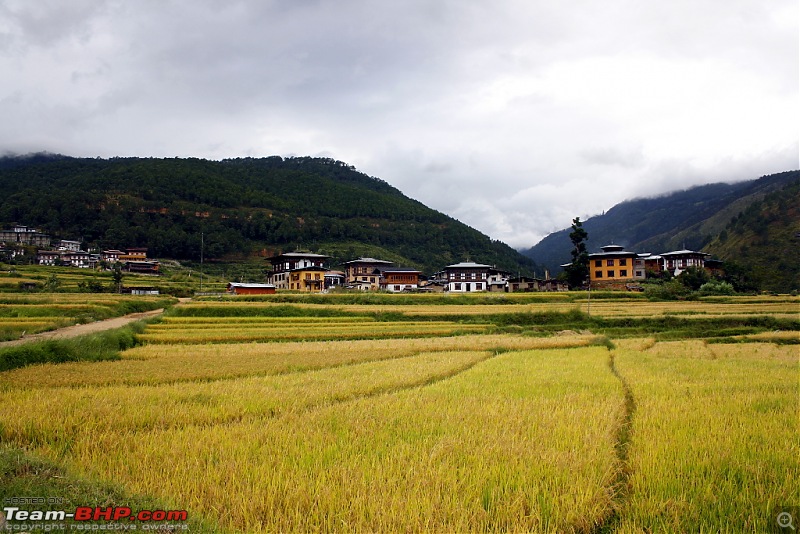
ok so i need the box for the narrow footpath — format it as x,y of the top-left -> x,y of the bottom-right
0,308 -> 165,348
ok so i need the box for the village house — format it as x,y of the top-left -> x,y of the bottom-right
0,225 -> 52,248
443,262 -> 492,292
659,249 -> 711,276
58,240 -> 82,252
486,267 -> 511,292
588,244 -> 644,288
342,257 -> 394,290
119,248 -> 148,262
381,268 -> 421,292
267,252 -> 330,289
287,265 -> 327,292
506,276 -> 540,292
124,260 -> 160,274
101,249 -> 125,263
324,271 -> 346,290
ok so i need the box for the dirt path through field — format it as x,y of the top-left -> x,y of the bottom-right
0,308 -> 165,348
0,298 -> 191,348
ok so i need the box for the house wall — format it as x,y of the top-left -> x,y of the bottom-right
233,286 -> 276,295
589,255 -> 637,283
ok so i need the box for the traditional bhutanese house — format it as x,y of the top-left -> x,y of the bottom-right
267,252 -> 330,289
324,271 -> 345,290
381,268 -> 421,292
37,250 -> 61,266
506,276 -> 540,292
62,250 -> 92,268
487,267 -> 511,292
343,257 -> 394,290
541,278 -> 569,292
124,260 -> 160,274
227,282 -> 276,295
102,250 -> 125,263
443,262 -> 491,292
119,248 -> 148,261
589,244 -> 639,288
58,240 -> 82,252
659,249 -> 710,276
287,266 -> 327,292
638,253 -> 662,275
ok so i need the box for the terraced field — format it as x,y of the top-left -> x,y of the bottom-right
0,294 -> 797,532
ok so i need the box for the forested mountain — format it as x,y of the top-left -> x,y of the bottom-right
703,177 -> 800,293
521,170 -> 800,291
0,154 -> 539,276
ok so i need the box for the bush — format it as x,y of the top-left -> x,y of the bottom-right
644,280 -> 693,300
698,280 -> 735,296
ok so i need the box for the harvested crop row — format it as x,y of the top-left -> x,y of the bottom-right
0,333 -> 603,389
0,350 -> 491,441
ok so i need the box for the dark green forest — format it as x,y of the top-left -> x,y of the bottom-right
0,154 -> 539,275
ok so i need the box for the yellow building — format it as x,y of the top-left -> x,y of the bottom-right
588,244 -> 639,285
287,266 -> 326,292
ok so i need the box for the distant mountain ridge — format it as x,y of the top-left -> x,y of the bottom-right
521,170 -> 800,291
0,154 -> 539,276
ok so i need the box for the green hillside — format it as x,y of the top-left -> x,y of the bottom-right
0,154 -> 538,276
521,170 -> 800,291
703,177 -> 800,293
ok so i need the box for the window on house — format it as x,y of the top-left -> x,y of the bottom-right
607,270 -> 614,278
454,283 -> 461,290
620,259 -> 627,266
595,271 -> 603,279
635,271 -> 643,277
607,259 -> 614,266
394,285 -> 400,291
620,270 -> 627,277
595,260 -> 602,267
475,283 -> 483,290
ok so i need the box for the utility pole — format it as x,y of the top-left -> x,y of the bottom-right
586,278 -> 591,316
200,232 -> 204,294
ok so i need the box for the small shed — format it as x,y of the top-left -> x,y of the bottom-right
227,282 -> 277,295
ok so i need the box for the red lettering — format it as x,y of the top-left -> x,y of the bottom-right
138,510 -> 151,521
113,507 -> 131,520
75,507 -> 92,521
151,510 -> 166,521
167,511 -> 188,521
94,507 -> 114,520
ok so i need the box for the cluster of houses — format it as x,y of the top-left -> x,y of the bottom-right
230,246 -> 725,295
0,225 -> 160,274
227,252 -> 570,295
2,224 -> 723,295
584,244 -> 723,290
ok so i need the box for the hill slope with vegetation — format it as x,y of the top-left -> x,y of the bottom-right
0,154 -> 539,276
521,170 -> 799,292
703,177 -> 800,293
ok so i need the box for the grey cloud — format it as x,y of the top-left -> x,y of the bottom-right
0,0 -> 796,250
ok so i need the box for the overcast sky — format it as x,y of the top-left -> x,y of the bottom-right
1,0 -> 797,248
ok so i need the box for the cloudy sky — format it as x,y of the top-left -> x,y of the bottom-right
1,0 -> 797,248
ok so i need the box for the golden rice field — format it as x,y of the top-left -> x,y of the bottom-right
1,294 -> 798,532
187,295 -> 799,319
